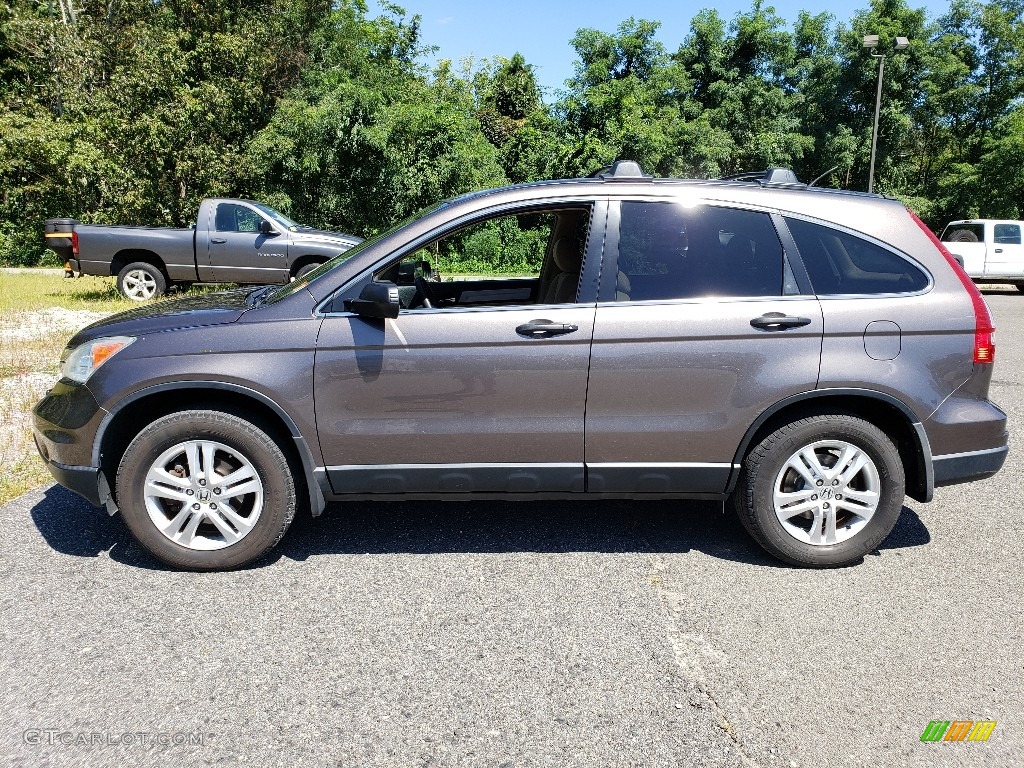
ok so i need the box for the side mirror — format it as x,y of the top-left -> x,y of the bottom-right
258,219 -> 277,235
343,281 -> 400,319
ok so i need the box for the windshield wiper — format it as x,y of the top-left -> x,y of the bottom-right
246,285 -> 276,306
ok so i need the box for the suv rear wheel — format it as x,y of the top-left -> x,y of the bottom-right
115,410 -> 296,570
733,414 -> 905,567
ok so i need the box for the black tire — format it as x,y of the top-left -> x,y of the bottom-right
1015,282 -> 1024,292
732,414 -> 905,567
115,410 -> 296,570
294,261 -> 323,280
171,281 -> 193,294
117,261 -> 166,301
947,229 -> 979,243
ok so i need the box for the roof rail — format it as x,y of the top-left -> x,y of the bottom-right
720,168 -> 802,186
590,160 -> 653,181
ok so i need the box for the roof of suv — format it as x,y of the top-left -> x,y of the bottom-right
443,163 -> 889,211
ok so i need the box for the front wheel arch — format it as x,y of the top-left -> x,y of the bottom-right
96,383 -> 325,517
290,257 -> 325,280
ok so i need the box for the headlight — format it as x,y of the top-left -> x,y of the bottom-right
61,336 -> 135,384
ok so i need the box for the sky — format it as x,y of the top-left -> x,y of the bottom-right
368,0 -> 955,95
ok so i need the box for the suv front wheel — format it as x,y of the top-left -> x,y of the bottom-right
733,414 -> 905,567
115,410 -> 296,570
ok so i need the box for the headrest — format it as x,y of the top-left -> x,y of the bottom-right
551,237 -> 582,272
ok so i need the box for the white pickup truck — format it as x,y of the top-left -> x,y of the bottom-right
940,219 -> 1024,291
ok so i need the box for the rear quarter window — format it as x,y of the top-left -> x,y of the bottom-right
785,217 -> 929,295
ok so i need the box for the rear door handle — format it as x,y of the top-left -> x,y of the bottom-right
210,237 -> 227,244
516,320 -> 579,337
750,313 -> 813,330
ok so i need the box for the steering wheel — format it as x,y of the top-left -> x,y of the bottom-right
415,275 -> 442,308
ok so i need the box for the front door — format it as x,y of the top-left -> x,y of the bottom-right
984,221 -> 1024,278
206,202 -> 290,284
314,204 -> 602,494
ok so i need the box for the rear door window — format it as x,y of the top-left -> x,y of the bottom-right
785,217 -> 929,295
612,202 -> 786,301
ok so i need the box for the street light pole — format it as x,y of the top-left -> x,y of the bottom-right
863,35 -> 909,194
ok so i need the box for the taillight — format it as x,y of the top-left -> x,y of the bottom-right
71,230 -> 79,256
908,209 -> 994,364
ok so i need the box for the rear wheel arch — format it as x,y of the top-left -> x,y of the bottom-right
110,249 -> 167,278
729,390 -> 932,503
95,383 -> 324,517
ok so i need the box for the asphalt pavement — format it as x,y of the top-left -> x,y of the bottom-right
2,292 -> 1021,768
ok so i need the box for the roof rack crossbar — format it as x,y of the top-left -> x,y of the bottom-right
720,168 -> 802,186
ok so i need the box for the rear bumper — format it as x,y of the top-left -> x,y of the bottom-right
933,444 -> 1009,488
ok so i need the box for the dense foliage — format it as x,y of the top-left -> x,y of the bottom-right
1,0 -> 1022,266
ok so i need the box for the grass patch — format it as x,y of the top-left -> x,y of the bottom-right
0,271 -> 137,313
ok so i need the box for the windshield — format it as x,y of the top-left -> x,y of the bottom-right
264,201 -> 446,304
251,202 -> 301,231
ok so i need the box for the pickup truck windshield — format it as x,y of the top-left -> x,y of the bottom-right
263,202 -> 445,304
251,203 -> 301,231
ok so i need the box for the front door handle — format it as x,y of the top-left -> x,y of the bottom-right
516,320 -> 579,337
994,248 -> 1003,253
750,313 -> 813,330
210,237 -> 227,244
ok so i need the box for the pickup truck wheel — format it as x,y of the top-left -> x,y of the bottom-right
733,414 -> 905,568
294,262 -> 323,280
115,410 -> 296,570
117,262 -> 166,301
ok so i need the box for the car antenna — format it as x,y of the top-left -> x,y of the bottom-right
808,165 -> 840,188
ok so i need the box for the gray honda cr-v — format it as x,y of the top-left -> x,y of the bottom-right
33,162 -> 1008,570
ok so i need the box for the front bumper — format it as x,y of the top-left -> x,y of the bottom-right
32,380 -> 107,507
33,438 -> 103,506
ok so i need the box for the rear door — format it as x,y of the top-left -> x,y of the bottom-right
206,202 -> 290,284
584,198 -> 824,494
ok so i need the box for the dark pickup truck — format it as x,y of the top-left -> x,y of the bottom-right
45,199 -> 361,300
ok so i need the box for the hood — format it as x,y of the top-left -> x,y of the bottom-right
291,228 -> 362,248
67,287 -> 256,346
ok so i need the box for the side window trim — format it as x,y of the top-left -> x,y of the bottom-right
318,198 -> 609,315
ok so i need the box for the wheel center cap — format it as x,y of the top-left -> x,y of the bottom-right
820,487 -> 835,500
197,489 -> 211,502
